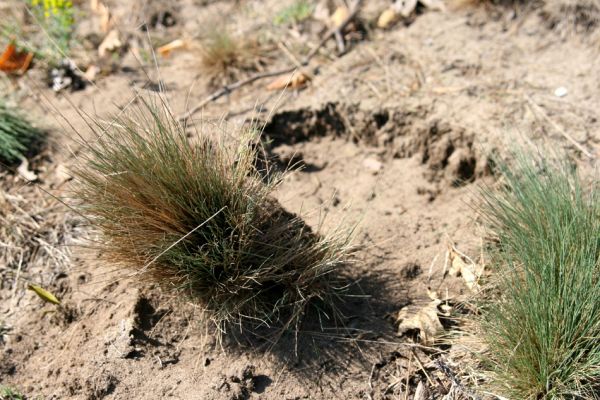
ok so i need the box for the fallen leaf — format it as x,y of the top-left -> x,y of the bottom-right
414,381 -> 429,400
98,29 -> 121,58
17,158 -> 37,182
420,0 -> 446,11
91,0 -> 112,32
83,64 -> 100,81
397,299 -> 444,345
266,71 -> 310,91
330,6 -> 349,29
377,8 -> 400,29
28,284 -> 61,305
447,246 -> 484,291
0,44 -> 33,74
157,39 -> 187,57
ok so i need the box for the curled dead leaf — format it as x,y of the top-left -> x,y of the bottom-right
91,0 -> 112,33
377,8 -> 400,29
98,29 -> 121,58
28,284 -> 61,305
447,246 -> 484,292
266,71 -> 310,91
83,64 -> 100,82
397,299 -> 444,345
330,6 -> 349,29
0,44 -> 33,74
157,39 -> 187,58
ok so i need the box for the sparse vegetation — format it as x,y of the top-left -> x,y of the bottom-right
274,0 -> 314,25
0,101 -> 44,166
72,97 -> 351,335
479,152 -> 600,399
1,0 -> 75,64
200,30 -> 268,86
0,386 -> 26,400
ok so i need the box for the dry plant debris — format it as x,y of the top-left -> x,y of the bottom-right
200,30 -> 270,87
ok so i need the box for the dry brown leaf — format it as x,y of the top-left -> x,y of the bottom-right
377,8 -> 400,29
91,0 -> 112,32
448,246 -> 483,291
28,284 -> 61,305
98,29 -> 121,58
157,39 -> 187,58
0,44 -> 33,74
266,71 -> 310,91
330,6 -> 349,29
397,299 -> 444,345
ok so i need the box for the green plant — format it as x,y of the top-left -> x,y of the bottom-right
478,152 -> 600,399
0,101 -> 44,166
72,97 -> 351,335
1,0 -> 75,63
274,0 -> 314,25
28,0 -> 75,59
0,386 -> 26,400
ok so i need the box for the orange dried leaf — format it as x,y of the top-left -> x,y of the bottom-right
0,44 -> 33,74
266,72 -> 309,91
157,39 -> 187,58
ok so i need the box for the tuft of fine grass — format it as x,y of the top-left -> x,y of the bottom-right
0,101 -> 44,166
72,96 -> 351,336
199,30 -> 268,86
478,152 -> 600,399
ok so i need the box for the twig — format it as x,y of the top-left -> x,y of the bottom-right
178,0 -> 363,122
434,359 -> 482,400
525,95 -> 595,159
176,68 -> 296,122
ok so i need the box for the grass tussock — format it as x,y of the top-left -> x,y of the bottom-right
479,153 -> 600,399
200,30 -> 269,86
0,101 -> 44,166
73,97 -> 351,335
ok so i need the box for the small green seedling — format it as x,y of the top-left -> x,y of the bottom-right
274,0 -> 314,25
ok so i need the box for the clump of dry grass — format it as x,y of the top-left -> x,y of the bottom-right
200,30 -> 269,86
72,96 -> 351,335
0,180 -> 79,285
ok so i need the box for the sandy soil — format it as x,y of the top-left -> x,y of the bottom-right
1,0 -> 599,399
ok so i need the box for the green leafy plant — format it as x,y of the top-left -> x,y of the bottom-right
478,152 -> 600,399
72,97 -> 351,336
0,386 -> 26,400
28,0 -> 75,59
274,0 -> 314,25
1,0 -> 75,63
0,101 -> 44,166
